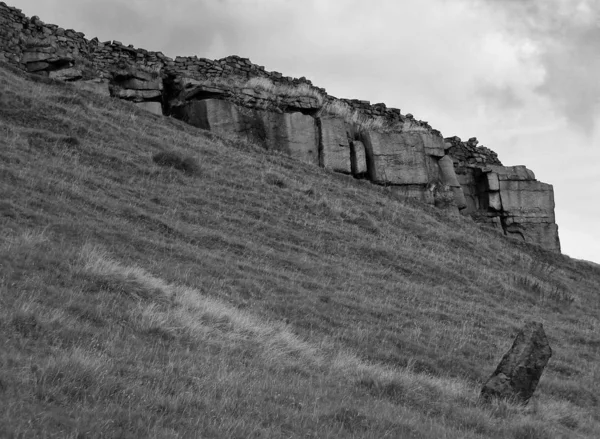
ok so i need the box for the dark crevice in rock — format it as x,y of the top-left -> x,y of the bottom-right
316,117 -> 324,168
284,106 -> 319,116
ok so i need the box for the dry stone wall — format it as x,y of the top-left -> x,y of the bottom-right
0,2 -> 560,252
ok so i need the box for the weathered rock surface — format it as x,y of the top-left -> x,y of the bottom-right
0,1 -> 562,252
481,321 -> 552,404
319,116 -> 352,173
361,131 -> 433,185
173,99 -> 319,165
438,155 -> 466,210
446,136 -> 560,252
350,140 -> 368,177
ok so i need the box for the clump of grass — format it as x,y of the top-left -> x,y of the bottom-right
508,272 -> 577,306
245,77 -> 324,104
264,172 -> 286,188
152,150 -> 200,175
245,77 -> 277,93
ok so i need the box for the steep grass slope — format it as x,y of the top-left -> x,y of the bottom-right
1,63 -> 599,438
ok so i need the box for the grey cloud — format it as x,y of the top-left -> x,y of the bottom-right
476,82 -> 524,111
476,0 -> 600,134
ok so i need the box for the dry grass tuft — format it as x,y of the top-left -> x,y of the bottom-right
152,150 -> 201,175
320,99 -> 389,132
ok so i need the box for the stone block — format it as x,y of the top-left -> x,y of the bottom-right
319,116 -> 351,173
421,132 -> 445,157
438,155 -> 460,187
504,221 -> 561,252
489,165 -> 535,181
135,101 -> 162,115
452,187 -> 467,210
361,131 -> 430,185
274,111 -> 319,165
487,172 -> 500,191
488,192 -> 502,211
119,77 -> 163,91
498,180 -> 555,218
170,99 -> 318,165
351,140 -> 367,176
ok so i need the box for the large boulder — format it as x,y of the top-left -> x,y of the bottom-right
497,180 -> 555,220
455,163 -> 560,252
268,111 -> 319,165
171,99 -> 319,165
360,131 -> 438,185
319,116 -> 351,173
481,321 -> 552,404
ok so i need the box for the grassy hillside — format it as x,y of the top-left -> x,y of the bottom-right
1,62 -> 599,438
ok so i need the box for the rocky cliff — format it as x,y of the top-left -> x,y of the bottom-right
0,2 -> 560,252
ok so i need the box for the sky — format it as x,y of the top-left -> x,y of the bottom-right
13,0 -> 600,263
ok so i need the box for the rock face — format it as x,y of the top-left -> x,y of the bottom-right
173,99 -> 319,165
481,321 -> 552,404
0,1 -> 561,252
319,116 -> 352,173
446,136 -> 560,252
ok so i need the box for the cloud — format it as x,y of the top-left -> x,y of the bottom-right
474,0 -> 600,135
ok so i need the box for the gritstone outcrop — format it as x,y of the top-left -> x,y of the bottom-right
0,2 -> 560,252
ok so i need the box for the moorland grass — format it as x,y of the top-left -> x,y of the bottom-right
0,62 -> 599,438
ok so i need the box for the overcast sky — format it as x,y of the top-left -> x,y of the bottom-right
14,0 -> 600,263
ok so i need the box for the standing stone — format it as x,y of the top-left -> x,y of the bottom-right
481,321 -> 552,404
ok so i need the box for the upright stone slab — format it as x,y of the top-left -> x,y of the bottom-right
438,155 -> 467,209
350,140 -> 368,176
455,169 -> 480,213
172,99 -> 241,134
319,116 -> 351,173
481,321 -> 552,404
278,112 -> 319,165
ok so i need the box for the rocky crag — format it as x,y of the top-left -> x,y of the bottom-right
0,2 -> 560,252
